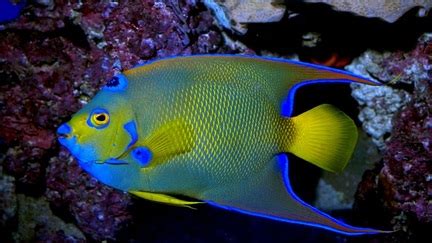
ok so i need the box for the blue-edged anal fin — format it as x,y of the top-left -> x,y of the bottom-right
203,154 -> 390,235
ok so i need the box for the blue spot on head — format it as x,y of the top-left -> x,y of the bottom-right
132,147 -> 152,167
106,76 -> 120,87
103,73 -> 128,92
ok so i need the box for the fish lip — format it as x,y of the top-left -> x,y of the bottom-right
57,134 -> 69,139
58,135 -> 78,153
57,136 -> 70,145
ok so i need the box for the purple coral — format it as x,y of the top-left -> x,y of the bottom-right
45,149 -> 132,240
354,35 -> 432,241
381,79 -> 432,224
0,24 -> 106,187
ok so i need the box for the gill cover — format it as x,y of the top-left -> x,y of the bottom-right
63,74 -> 137,163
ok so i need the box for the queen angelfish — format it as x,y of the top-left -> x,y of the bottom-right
57,55 -> 390,235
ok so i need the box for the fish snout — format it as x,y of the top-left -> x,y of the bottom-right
57,122 -> 80,151
57,123 -> 81,158
57,123 -> 72,139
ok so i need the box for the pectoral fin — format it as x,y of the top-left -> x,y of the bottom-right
203,154 -> 389,235
129,190 -> 203,209
137,119 -> 196,169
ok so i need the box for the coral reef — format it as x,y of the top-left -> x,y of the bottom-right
347,34 -> 432,149
203,0 -> 285,33
13,194 -> 85,242
303,0 -> 432,22
354,34 -> 432,241
382,80 -> 432,224
45,149 -> 132,241
0,0 -> 235,241
0,164 -> 16,228
350,83 -> 411,149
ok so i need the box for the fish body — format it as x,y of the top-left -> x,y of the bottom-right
58,55 -> 388,235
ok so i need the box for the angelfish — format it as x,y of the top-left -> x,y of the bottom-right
57,55 -> 388,235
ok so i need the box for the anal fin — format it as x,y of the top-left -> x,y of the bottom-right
203,154 -> 390,235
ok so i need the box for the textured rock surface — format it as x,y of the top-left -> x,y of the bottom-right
45,149 -> 132,241
350,84 -> 411,149
347,34 -> 432,148
354,82 -> 432,242
381,80 -> 432,224
354,34 -> 432,241
204,0 -> 285,33
304,0 -> 432,22
12,194 -> 85,242
0,164 -> 16,228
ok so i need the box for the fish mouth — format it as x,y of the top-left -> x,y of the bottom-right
58,135 -> 78,153
57,133 -> 69,139
57,133 -> 72,144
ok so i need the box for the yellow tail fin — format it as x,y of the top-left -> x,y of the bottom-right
285,104 -> 358,173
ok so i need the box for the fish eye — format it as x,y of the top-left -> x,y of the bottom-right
87,109 -> 110,128
92,112 -> 109,126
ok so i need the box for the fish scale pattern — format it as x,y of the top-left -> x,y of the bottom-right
175,83 -> 282,188
138,77 -> 292,195
124,56 -> 312,194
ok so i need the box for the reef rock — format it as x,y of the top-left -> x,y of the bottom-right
0,165 -> 16,228
203,0 -> 286,33
45,149 -> 133,241
347,34 -> 432,149
381,79 -> 432,224
354,34 -> 432,240
304,0 -> 432,22
350,83 -> 411,149
12,194 -> 85,242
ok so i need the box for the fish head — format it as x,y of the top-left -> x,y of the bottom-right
57,74 -> 138,166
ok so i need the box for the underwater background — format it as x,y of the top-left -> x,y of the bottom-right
0,0 -> 431,242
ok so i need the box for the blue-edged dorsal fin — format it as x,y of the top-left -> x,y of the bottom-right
274,58 -> 382,117
203,154 -> 390,235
